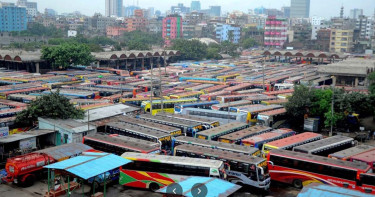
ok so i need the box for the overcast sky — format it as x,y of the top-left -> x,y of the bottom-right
7,0 -> 375,18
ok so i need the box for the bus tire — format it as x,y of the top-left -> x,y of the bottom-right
292,179 -> 303,189
149,182 -> 160,192
22,175 -> 35,187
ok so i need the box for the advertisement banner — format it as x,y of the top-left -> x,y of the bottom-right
19,137 -> 36,150
0,127 -> 9,138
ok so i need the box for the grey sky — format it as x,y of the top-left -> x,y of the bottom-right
7,0 -> 375,18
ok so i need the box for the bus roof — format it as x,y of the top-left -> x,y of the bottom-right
116,116 -> 180,134
270,149 -> 369,171
156,113 -> 218,125
242,129 -> 293,143
122,152 -> 223,168
258,108 -> 286,116
141,98 -> 198,104
329,145 -> 375,160
84,134 -> 160,152
175,144 -> 265,165
293,136 -> 354,153
350,149 -> 375,163
139,114 -> 202,127
211,100 -> 253,109
239,104 -> 283,113
219,125 -> 272,141
197,122 -> 248,137
183,108 -> 248,116
176,100 -> 219,107
106,122 -> 170,139
265,132 -> 322,148
174,136 -> 259,155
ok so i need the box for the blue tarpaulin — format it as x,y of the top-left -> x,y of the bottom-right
44,152 -> 131,180
157,177 -> 241,197
297,184 -> 373,197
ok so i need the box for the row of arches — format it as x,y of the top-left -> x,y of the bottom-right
263,50 -> 347,59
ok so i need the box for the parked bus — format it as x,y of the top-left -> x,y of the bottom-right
141,98 -> 198,115
106,122 -> 172,152
156,112 -> 219,128
201,85 -> 229,94
120,152 -> 226,191
267,149 -> 372,192
181,108 -> 250,124
328,145 -> 375,161
116,116 -> 182,136
185,84 -> 214,91
262,132 -> 323,156
257,108 -> 287,127
174,100 -> 219,114
138,114 -> 204,137
174,144 -> 270,190
172,136 -> 260,156
195,122 -> 249,140
349,149 -> 375,170
211,100 -> 253,111
121,97 -> 160,106
261,99 -> 288,106
169,91 -> 203,99
242,129 -> 295,149
216,94 -> 260,103
199,91 -> 231,101
223,83 -> 254,93
82,134 -> 161,155
218,125 -> 273,144
233,105 -> 283,124
293,135 -> 355,156
236,89 -> 264,94
359,173 -> 375,194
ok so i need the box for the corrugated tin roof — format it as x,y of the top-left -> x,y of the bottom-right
36,143 -> 92,160
44,152 -> 131,180
297,184 -> 373,197
157,177 -> 241,197
0,129 -> 55,144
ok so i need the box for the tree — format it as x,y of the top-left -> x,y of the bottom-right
241,38 -> 258,49
285,85 -> 314,126
16,90 -> 84,126
121,31 -> 163,48
41,43 -> 94,68
369,72 -> 375,94
127,40 -> 151,50
170,39 -> 208,60
220,41 -> 239,57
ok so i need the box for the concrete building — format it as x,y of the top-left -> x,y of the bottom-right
124,17 -> 148,32
124,6 -> 140,17
266,9 -> 284,18
191,1 -> 201,11
105,0 -> 123,17
350,9 -> 363,19
318,59 -> 375,87
184,11 -> 209,25
38,117 -> 96,144
44,8 -> 57,17
254,6 -> 266,15
316,29 -> 331,52
248,15 -> 267,29
356,15 -> 374,40
329,29 -> 354,53
171,3 -> 190,14
311,17 -> 329,40
215,23 -> 240,43
86,13 -> 116,34
0,3 -> 27,32
106,26 -> 127,37
264,16 -> 288,48
290,0 -> 310,18
163,15 -> 184,46
148,18 -> 163,33
16,0 -> 37,21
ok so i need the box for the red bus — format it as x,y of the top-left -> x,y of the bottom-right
267,149 -> 373,194
328,145 -> 375,161
201,85 -> 229,94
349,149 -> 375,170
199,91 -> 231,101
242,129 -> 295,149
223,83 -> 254,93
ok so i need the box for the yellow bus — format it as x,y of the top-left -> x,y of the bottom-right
216,74 -> 240,82
169,91 -> 203,99
121,97 -> 160,106
141,98 -> 198,115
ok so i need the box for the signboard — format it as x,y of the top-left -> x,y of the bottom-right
0,127 -> 9,138
19,137 -> 36,150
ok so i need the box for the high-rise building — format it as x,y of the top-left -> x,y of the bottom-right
329,29 -> 354,53
171,3 -> 190,14
216,24 -> 241,43
282,7 -> 290,18
16,0 -> 37,21
105,0 -> 123,17
209,6 -> 221,17
45,8 -> 57,17
350,9 -> 363,19
290,0 -> 310,18
191,1 -> 201,11
356,15 -> 374,40
264,16 -> 288,48
254,6 -> 266,15
124,6 -> 140,17
162,15 -> 183,46
0,3 -> 27,32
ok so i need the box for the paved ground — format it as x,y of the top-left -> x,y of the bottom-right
0,180 -> 300,197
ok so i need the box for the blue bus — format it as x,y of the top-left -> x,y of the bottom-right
174,101 -> 219,114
